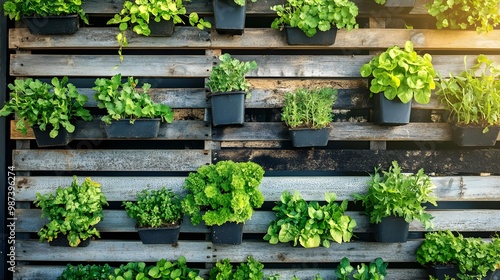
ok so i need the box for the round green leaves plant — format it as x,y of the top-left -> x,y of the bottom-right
281,88 -> 337,129
207,53 -> 258,95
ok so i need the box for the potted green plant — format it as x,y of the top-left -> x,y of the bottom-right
109,257 -> 203,280
3,0 -> 88,35
107,0 -> 211,62
270,0 -> 359,45
434,54 -> 500,147
0,77 -> 93,147
336,257 -> 388,280
213,0 -> 256,35
360,41 -> 437,125
372,0 -> 415,14
264,191 -> 357,248
58,263 -> 112,280
353,161 -> 437,243
123,187 -> 183,244
34,176 -> 108,247
281,87 -> 337,147
425,0 -> 500,33
209,256 -> 264,280
92,73 -> 174,138
206,53 -> 258,126
181,160 -> 265,244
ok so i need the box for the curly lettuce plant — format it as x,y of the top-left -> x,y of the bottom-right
281,88 -> 337,129
3,0 -> 88,24
181,160 -> 265,226
360,41 -> 437,104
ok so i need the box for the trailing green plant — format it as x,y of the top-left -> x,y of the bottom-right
107,0 -> 211,62
123,187 -> 182,228
264,191 -> 357,248
34,176 -> 108,247
93,73 -> 174,124
0,77 -> 92,138
206,53 -> 258,96
425,0 -> 500,33
360,40 -> 437,104
3,0 -> 88,24
58,263 -> 112,280
281,88 -> 337,129
181,160 -> 265,226
434,54 -> 500,133
271,0 -> 359,37
336,257 -> 388,280
209,256 -> 264,280
353,161 -> 437,229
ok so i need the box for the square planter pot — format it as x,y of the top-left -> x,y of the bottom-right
289,127 -> 331,147
284,26 -> 337,45
148,19 -> 175,37
23,15 -> 80,35
371,216 -> 409,243
213,0 -> 246,35
49,233 -> 91,247
137,225 -> 181,244
373,93 -> 412,125
103,119 -> 161,138
32,126 -> 72,147
428,264 -> 460,280
451,124 -> 499,147
209,91 -> 246,126
383,0 -> 415,14
211,222 -> 244,245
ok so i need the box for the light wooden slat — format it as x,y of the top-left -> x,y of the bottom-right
13,150 -> 211,172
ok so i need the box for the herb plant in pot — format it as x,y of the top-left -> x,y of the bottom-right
360,41 -> 437,125
92,73 -> 174,138
281,87 -> 337,147
270,0 -> 359,45
434,55 -> 500,147
123,187 -> 183,244
181,160 -> 265,244
3,0 -> 88,35
206,53 -> 258,126
0,77 -> 93,147
353,161 -> 437,243
34,176 -> 108,247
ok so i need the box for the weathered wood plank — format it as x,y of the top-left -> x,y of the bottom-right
214,149 -> 500,174
13,150 -> 211,172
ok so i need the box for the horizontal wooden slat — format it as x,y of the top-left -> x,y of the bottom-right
13,150 -> 211,172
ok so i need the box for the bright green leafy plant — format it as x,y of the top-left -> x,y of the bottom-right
434,54 -> 500,133
360,41 -> 436,104
209,256 -> 264,280
181,160 -> 265,226
93,73 -> 174,125
336,257 -> 388,280
207,53 -> 258,96
0,77 -> 92,138
264,191 -> 357,248
271,0 -> 359,37
58,263 -> 112,280
353,161 -> 437,229
281,88 -> 337,129
3,0 -> 88,23
425,0 -> 500,33
109,257 -> 203,280
34,176 -> 108,247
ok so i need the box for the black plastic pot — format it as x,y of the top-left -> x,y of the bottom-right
373,93 -> 412,125
451,124 -> 499,147
371,216 -> 409,243
137,225 -> 181,244
383,0 -> 415,14
289,127 -> 331,147
209,91 -> 246,126
148,19 -> 175,37
49,233 -> 91,247
284,26 -> 337,45
213,0 -> 246,35
211,222 -> 244,244
32,126 -> 72,147
23,15 -> 79,35
428,264 -> 460,280
104,119 -> 161,138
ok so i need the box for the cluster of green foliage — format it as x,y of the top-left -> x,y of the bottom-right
34,176 -> 108,247
416,231 -> 500,280
425,0 -> 500,33
107,0 -> 211,62
3,0 -> 88,23
281,88 -> 337,129
209,256 -> 264,280
264,191 -> 357,248
181,160 -> 265,226
58,263 -> 113,280
93,73 -> 174,125
360,41 -> 437,104
207,54 -> 258,95
123,187 -> 183,228
271,0 -> 359,37
353,161 -> 437,229
336,257 -> 388,280
0,77 -> 92,138
434,54 -> 500,133
109,257 -> 203,280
